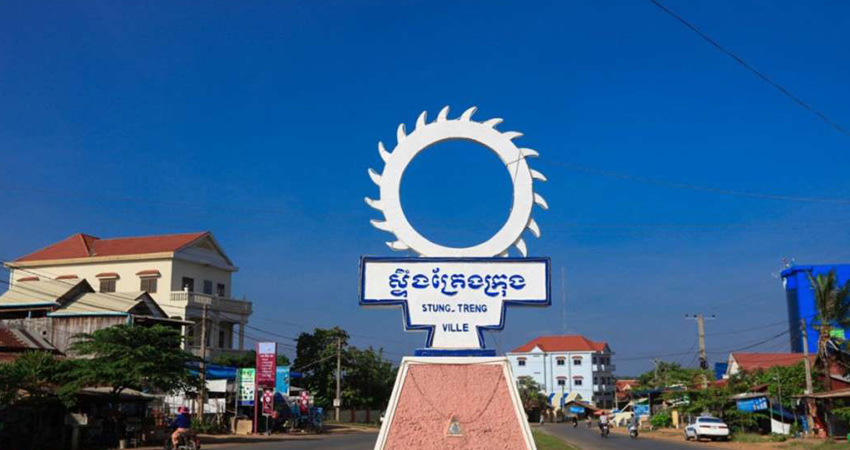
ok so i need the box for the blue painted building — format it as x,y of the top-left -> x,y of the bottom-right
781,264 -> 850,353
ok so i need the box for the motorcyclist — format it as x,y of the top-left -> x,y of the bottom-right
171,406 -> 191,448
598,412 -> 609,436
629,413 -> 639,437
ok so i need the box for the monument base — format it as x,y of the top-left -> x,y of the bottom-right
374,357 -> 536,450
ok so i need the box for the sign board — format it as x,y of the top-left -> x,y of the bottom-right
633,404 -> 650,416
256,342 -> 277,387
262,389 -> 274,416
361,257 -> 549,354
275,366 -> 290,396
568,406 -> 585,414
333,398 -> 341,408
736,397 -> 768,412
237,368 -> 255,406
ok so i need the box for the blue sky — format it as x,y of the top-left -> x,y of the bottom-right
1,1 -> 849,375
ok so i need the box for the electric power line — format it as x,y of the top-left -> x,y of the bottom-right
646,0 -> 850,137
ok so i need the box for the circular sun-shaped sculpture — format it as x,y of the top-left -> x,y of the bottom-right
365,106 -> 548,257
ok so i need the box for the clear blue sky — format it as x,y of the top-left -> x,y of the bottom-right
2,1 -> 849,375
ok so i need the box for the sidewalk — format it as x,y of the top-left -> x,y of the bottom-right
134,424 -> 377,449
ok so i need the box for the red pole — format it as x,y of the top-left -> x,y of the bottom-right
253,386 -> 259,434
253,343 -> 259,434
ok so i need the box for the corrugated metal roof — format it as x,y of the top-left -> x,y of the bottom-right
51,291 -> 147,315
0,327 -> 57,352
0,279 -> 77,307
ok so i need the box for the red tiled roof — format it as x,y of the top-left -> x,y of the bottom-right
136,270 -> 161,277
732,352 -> 815,372
95,272 -> 120,278
15,232 -> 209,262
512,335 -> 608,353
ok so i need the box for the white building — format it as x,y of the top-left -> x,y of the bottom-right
507,335 -> 616,408
4,232 -> 252,357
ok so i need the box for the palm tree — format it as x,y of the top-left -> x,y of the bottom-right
808,270 -> 850,390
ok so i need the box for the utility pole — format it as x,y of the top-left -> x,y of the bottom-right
801,319 -> 814,395
335,336 -> 341,422
801,319 -> 814,434
199,302 -> 209,420
685,314 -> 715,370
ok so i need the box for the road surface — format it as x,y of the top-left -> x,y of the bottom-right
209,432 -> 376,450
539,423 -> 715,450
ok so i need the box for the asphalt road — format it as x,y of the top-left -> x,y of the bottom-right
540,423 -> 702,450
211,432 -> 376,450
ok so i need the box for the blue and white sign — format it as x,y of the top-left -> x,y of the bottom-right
361,257 -> 550,355
736,397 -> 768,412
275,366 -> 290,396
633,404 -> 650,416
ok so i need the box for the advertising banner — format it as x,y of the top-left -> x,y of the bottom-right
275,366 -> 290,396
736,397 -> 768,412
262,388 -> 274,416
237,368 -> 255,406
256,342 -> 277,387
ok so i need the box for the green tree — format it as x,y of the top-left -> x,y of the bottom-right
516,376 -> 549,420
293,327 -> 397,410
65,324 -> 199,399
636,361 -> 710,390
0,351 -> 76,450
739,362 -> 814,408
808,270 -> 850,390
294,327 -> 349,408
211,350 -> 290,368
342,346 -> 396,409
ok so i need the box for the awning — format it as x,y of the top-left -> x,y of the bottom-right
795,388 -> 850,399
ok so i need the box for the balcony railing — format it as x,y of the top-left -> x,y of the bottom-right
593,363 -> 616,372
170,291 -> 253,315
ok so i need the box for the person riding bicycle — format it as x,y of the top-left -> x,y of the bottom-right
171,406 -> 192,448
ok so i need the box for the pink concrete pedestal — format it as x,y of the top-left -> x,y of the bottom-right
374,357 -> 536,450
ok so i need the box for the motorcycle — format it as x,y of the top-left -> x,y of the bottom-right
163,430 -> 200,450
599,423 -> 610,438
629,424 -> 639,439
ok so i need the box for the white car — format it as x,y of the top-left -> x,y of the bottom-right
684,416 -> 730,442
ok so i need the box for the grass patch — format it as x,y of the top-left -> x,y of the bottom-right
732,433 -> 771,443
533,430 -> 579,450
783,440 -> 850,450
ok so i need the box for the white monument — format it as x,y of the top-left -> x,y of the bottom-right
361,107 -> 550,450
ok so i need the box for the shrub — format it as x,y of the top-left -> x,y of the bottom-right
650,411 -> 672,428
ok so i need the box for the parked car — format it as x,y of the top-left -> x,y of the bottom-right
684,416 -> 730,442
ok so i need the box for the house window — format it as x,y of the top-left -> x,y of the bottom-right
182,277 -> 194,292
557,378 -> 566,386
573,358 -> 582,366
574,379 -> 583,386
593,356 -> 598,364
216,283 -> 226,297
594,377 -> 599,385
100,279 -> 116,293
556,358 -> 565,366
203,280 -> 213,295
140,277 -> 158,293
218,329 -> 226,348
518,359 -> 526,367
